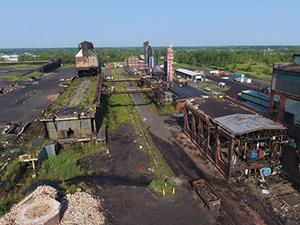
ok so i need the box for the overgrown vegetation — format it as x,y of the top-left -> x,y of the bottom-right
0,70 -> 44,82
123,92 -> 176,195
38,142 -> 105,181
174,49 -> 297,80
104,69 -> 130,131
104,69 -> 177,195
50,78 -> 82,111
0,140 -> 105,216
142,93 -> 176,115
58,181 -> 89,196
81,76 -> 98,110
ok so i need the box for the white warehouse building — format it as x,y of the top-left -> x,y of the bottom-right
175,68 -> 205,82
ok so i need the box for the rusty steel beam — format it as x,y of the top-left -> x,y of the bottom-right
102,89 -> 157,95
278,95 -> 286,121
272,89 -> 300,102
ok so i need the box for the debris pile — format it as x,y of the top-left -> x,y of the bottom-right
60,191 -> 105,225
239,176 -> 300,225
0,185 -> 58,225
0,185 -> 106,225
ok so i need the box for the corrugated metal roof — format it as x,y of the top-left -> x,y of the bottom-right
241,90 -> 270,101
188,98 -> 252,118
169,86 -> 208,100
214,114 -> 286,135
175,68 -> 202,77
243,101 -> 269,114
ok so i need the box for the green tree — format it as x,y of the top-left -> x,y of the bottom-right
246,64 -> 253,72
263,67 -> 273,75
176,52 -> 190,64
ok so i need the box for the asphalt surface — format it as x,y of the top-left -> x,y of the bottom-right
186,66 -> 271,97
0,66 -> 76,126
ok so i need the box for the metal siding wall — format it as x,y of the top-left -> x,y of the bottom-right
88,56 -> 99,67
46,122 -> 57,140
275,78 -> 300,96
241,93 -> 269,108
294,55 -> 300,65
45,118 -> 93,140
285,98 -> 300,122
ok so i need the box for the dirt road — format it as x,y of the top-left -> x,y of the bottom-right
129,91 -> 278,225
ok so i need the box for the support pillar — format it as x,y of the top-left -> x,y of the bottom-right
215,129 -> 220,163
278,94 -> 286,121
191,114 -> 196,141
198,117 -> 203,145
206,126 -> 210,152
227,139 -> 234,180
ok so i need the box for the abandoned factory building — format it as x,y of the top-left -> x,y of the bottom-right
184,98 -> 287,181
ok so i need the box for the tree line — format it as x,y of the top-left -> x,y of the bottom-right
174,49 -> 297,68
2,46 -> 299,68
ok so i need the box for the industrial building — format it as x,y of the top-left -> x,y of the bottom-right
1,54 -> 18,62
184,98 -> 287,181
127,55 -> 139,72
165,45 -> 174,82
40,113 -> 97,143
75,41 -> 101,77
168,85 -> 208,109
269,53 -> 300,181
40,41 -> 104,145
143,41 -> 151,69
240,90 -> 272,114
269,54 -> 300,129
154,50 -> 158,67
175,68 -> 205,82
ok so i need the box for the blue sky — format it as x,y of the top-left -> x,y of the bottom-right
1,0 -> 299,48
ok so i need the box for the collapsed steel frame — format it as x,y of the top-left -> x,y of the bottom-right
183,102 -> 287,181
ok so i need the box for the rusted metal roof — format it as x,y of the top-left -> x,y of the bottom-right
188,98 -> 251,118
274,63 -> 300,73
214,114 -> 286,135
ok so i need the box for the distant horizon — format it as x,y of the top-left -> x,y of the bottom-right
1,44 -> 300,50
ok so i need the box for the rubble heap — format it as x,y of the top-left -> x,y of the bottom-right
60,191 -> 105,225
0,185 -> 105,225
0,185 -> 58,225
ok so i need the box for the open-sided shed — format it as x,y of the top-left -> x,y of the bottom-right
184,98 -> 287,180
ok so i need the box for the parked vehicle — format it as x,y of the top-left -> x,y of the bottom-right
192,179 -> 221,210
204,87 -> 211,92
234,78 -> 244,82
218,82 -> 226,87
222,76 -> 229,80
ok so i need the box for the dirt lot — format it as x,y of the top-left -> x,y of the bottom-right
0,66 -> 75,127
76,123 -> 216,225
79,123 -> 155,183
76,118 -> 277,225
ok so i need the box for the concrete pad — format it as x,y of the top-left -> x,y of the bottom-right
15,197 -> 61,225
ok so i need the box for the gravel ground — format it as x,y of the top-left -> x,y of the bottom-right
0,66 -> 75,126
